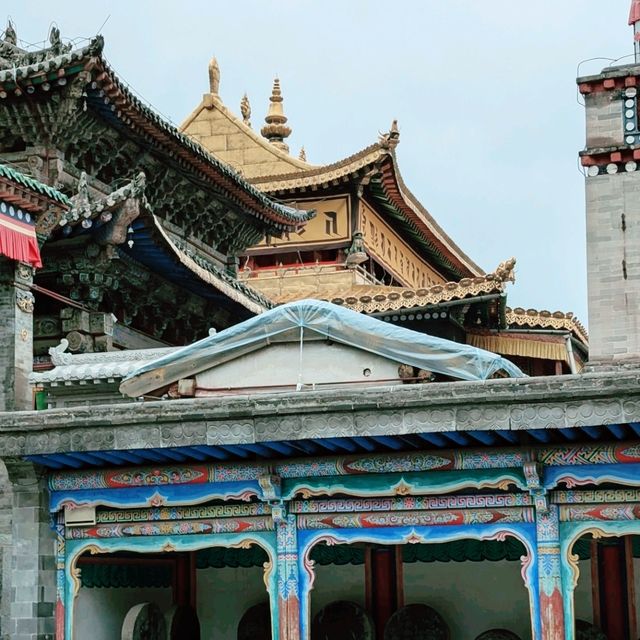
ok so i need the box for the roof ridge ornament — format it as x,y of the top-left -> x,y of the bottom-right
208,56 -> 220,95
240,92 -> 251,126
379,119 -> 400,150
3,20 -> 16,46
261,77 -> 292,153
298,146 -> 306,162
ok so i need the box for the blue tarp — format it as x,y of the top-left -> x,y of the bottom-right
120,299 -> 524,397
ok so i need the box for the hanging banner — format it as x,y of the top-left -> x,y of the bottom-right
0,200 -> 42,268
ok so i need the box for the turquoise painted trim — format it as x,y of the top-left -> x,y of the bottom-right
0,164 -> 70,206
50,480 -> 262,511
64,532 -> 277,640
282,469 -> 527,500
545,463 -> 640,490
297,522 -> 539,640
560,520 -> 640,640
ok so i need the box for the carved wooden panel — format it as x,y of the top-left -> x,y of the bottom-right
238,601 -> 271,640
165,604 -> 201,640
121,602 -> 167,640
383,604 -> 449,640
474,630 -> 522,640
311,600 -> 374,640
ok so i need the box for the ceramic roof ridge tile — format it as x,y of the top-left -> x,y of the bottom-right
0,36 -> 314,232
506,307 -> 589,345
0,163 -> 70,206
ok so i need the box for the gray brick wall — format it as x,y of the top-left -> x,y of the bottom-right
585,90 -> 623,148
0,460 -> 56,640
0,259 -> 34,411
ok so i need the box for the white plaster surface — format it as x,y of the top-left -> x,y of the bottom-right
402,560 -> 531,640
74,586 -> 172,640
197,566 -> 270,640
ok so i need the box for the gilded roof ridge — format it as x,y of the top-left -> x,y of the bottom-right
276,259 -> 515,314
250,141 -> 386,186
505,307 -> 588,345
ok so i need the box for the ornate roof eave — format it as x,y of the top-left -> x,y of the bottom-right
375,153 -> 483,280
149,216 -> 274,314
0,37 -> 314,234
506,307 -> 589,347
250,139 -> 482,281
288,258 -> 516,314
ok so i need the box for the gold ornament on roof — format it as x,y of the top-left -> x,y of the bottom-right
299,146 -> 306,162
240,93 -> 251,126
208,56 -> 220,95
261,77 -> 292,153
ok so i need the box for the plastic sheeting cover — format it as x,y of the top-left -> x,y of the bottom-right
120,299 -> 524,397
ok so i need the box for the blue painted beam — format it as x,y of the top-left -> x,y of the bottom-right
241,443 -> 276,457
630,422 -> 640,437
130,449 -> 166,463
313,440 -> 340,452
559,428 -> 579,441
151,448 -> 187,462
328,438 -> 358,453
417,433 -> 448,447
526,429 -> 551,443
289,440 -> 321,455
369,435 -> 404,450
218,444 -> 251,458
581,426 -> 604,440
262,441 -> 296,456
443,432 -> 471,446
48,453 -> 83,469
188,445 -> 228,461
26,454 -> 64,469
607,424 -> 626,440
92,451 -> 129,465
65,451 -> 111,467
110,451 -> 146,464
351,437 -> 378,452
469,431 -> 497,445
496,430 -> 519,444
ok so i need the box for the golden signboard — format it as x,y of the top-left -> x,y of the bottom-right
253,196 -> 350,249
360,200 -> 445,288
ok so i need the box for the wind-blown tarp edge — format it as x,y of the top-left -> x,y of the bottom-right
120,299 -> 524,397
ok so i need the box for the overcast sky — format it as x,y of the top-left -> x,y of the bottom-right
8,1 -> 635,325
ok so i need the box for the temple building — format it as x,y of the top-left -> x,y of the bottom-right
2,5 -> 640,640
182,61 -> 588,377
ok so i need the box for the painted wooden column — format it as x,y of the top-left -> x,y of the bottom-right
273,506 -> 302,640
365,545 -> 403,638
536,505 -> 566,640
592,537 -> 636,640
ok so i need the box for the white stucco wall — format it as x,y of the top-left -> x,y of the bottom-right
74,586 -> 172,640
197,566 -> 270,640
403,560 -> 531,640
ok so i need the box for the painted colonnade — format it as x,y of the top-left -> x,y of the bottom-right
46,441 -> 640,640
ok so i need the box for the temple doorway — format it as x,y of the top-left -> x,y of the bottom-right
72,545 -> 271,640
308,538 -> 531,640
570,533 -> 640,640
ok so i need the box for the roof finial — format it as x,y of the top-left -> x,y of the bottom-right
631,1 -> 640,62
240,93 -> 251,127
298,146 -> 306,162
208,56 -> 220,95
379,119 -> 400,150
3,20 -> 16,46
261,77 -> 292,153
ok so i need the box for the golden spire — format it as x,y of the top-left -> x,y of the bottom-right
261,78 -> 292,153
240,93 -> 251,127
298,146 -> 306,161
208,56 -> 220,95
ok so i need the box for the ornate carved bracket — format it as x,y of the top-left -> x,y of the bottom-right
524,461 -> 548,512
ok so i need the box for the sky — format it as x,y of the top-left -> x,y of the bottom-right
6,1 -> 636,325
